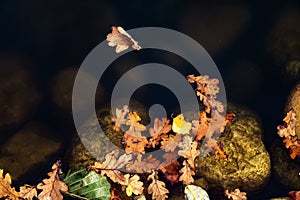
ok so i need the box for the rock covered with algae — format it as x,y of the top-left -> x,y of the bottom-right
65,100 -> 149,169
286,82 -> 300,138
194,104 -> 271,196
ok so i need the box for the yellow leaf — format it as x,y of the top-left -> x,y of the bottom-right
125,175 -> 143,196
172,114 -> 192,134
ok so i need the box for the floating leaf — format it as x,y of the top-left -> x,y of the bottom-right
112,105 -> 129,132
184,185 -> 210,200
89,150 -> 132,185
172,114 -> 192,134
19,185 -> 37,200
148,118 -> 172,148
179,160 -> 195,185
160,133 -> 181,152
64,168 -> 111,200
126,154 -> 160,173
0,169 -> 19,200
178,136 -> 200,168
147,171 -> 169,200
225,188 -> 247,200
37,160 -> 68,200
125,174 -> 144,196
106,26 -> 141,53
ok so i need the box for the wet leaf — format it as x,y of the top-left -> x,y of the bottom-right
225,188 -> 247,200
126,154 -> 160,173
112,105 -> 129,132
178,136 -> 200,168
63,169 -> 111,200
19,185 -> 37,200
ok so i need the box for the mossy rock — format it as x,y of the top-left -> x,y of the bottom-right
271,139 -> 300,190
65,100 -> 149,169
286,82 -> 300,138
195,105 -> 270,196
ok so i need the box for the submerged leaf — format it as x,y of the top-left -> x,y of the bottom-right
64,169 -> 111,200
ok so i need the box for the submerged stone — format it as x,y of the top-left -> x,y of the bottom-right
0,55 -> 41,134
65,101 -> 149,169
271,139 -> 300,190
0,122 -> 64,183
266,7 -> 300,65
286,82 -> 300,138
194,105 -> 270,195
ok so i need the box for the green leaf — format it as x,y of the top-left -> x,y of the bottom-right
63,168 -> 111,200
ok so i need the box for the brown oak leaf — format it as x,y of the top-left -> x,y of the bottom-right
179,160 -> 195,185
0,169 -> 19,200
191,112 -> 211,141
107,26 -> 141,53
89,150 -> 132,185
178,135 -> 200,168
19,185 -> 37,200
126,112 -> 146,133
160,133 -> 181,152
37,160 -> 68,200
148,118 -> 172,148
225,188 -> 247,200
126,154 -> 160,173
112,105 -> 129,132
147,171 -> 169,200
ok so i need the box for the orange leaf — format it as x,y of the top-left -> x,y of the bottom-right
160,134 -> 181,152
0,170 -> 19,200
19,185 -> 37,200
148,118 -> 172,148
126,154 -> 160,173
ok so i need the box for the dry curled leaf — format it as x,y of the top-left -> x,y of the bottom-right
107,26 -> 141,53
126,154 -> 160,173
0,169 -> 19,200
90,150 -> 132,185
147,171 -> 169,200
225,188 -> 247,200
19,185 -> 37,200
37,160 -> 68,200
125,174 -> 144,196
179,160 -> 195,185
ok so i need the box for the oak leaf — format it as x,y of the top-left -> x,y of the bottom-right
160,133 -> 181,152
178,135 -> 200,168
107,26 -> 141,53
225,188 -> 247,200
110,188 -> 122,200
112,105 -> 129,132
19,185 -> 37,200
147,171 -> 169,200
89,150 -> 132,185
123,131 -> 148,154
179,160 -> 195,185
37,160 -> 68,200
126,154 -> 160,173
125,174 -> 144,196
148,118 -> 172,148
159,160 -> 180,185
126,112 -> 146,133
0,169 -> 19,200
191,112 -> 211,141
